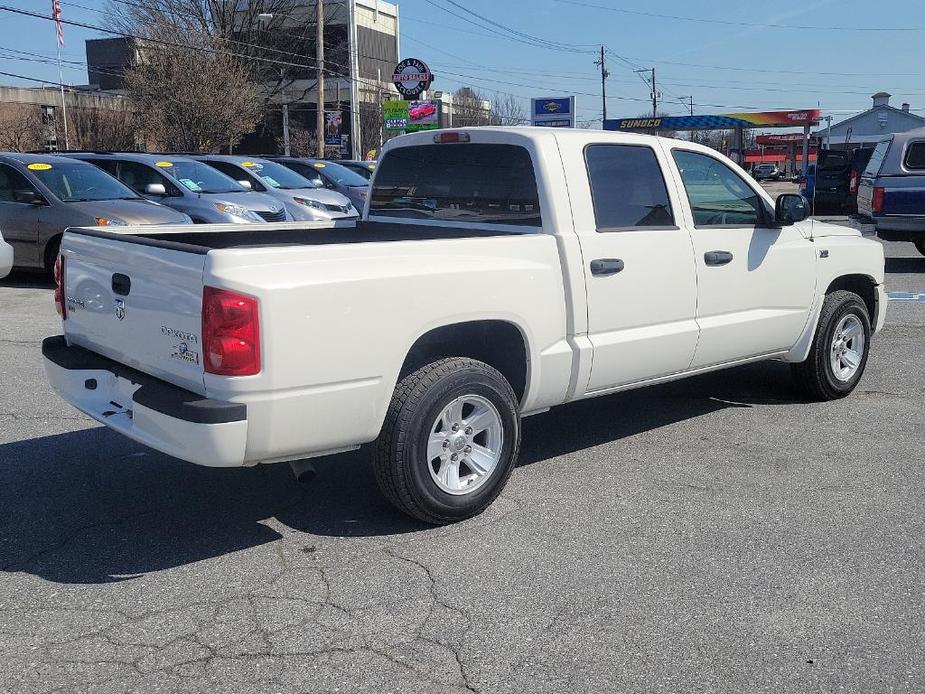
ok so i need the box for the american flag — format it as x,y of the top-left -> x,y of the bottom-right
52,0 -> 64,47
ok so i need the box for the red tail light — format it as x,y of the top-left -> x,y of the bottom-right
53,254 -> 66,319
848,168 -> 859,195
872,187 -> 885,213
202,286 -> 261,376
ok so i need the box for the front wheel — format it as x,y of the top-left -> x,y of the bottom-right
791,290 -> 872,400
372,357 -> 521,525
915,239 -> 925,257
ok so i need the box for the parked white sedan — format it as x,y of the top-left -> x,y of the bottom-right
0,228 -> 12,279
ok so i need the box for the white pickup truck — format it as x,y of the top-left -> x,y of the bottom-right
44,128 -> 886,524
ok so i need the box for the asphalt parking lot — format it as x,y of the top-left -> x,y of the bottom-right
1,238 -> 924,694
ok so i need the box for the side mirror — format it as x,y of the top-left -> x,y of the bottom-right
144,182 -> 167,196
14,189 -> 46,205
775,193 -> 809,225
237,179 -> 252,190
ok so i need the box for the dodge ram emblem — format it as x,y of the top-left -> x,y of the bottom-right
114,298 -> 125,321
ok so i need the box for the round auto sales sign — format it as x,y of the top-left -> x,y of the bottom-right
392,58 -> 433,99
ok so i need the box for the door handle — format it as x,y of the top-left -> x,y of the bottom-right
704,250 -> 734,266
590,258 -> 625,276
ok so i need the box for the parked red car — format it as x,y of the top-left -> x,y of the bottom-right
409,102 -> 437,121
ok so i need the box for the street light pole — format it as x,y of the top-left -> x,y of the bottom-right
316,0 -> 325,159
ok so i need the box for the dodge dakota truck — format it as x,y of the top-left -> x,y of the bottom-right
43,128 -> 886,524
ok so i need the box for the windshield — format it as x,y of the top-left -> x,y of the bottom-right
818,151 -> 850,171
242,160 -> 314,189
161,160 -> 244,194
312,161 -> 369,187
29,162 -> 138,202
370,144 -> 542,226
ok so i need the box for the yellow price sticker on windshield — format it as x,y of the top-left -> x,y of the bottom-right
313,162 -> 326,168
241,161 -> 257,167
27,163 -> 52,170
155,161 -> 173,168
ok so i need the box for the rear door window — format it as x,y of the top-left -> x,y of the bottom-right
585,144 -> 674,230
370,143 -> 541,226
903,142 -> 925,170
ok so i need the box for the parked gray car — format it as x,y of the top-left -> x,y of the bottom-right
338,160 -> 377,180
61,152 -> 290,224
270,157 -> 370,214
192,155 -> 357,221
0,153 -> 191,272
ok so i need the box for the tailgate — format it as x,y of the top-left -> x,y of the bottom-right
61,229 -> 207,394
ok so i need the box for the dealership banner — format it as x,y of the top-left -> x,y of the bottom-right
604,109 -> 821,131
406,100 -> 438,132
324,111 -> 342,146
384,101 -> 409,131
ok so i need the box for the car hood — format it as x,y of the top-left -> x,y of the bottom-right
805,220 -> 862,238
203,191 -> 286,213
286,187 -> 352,206
67,198 -> 192,224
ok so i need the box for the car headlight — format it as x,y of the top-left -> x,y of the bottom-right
213,203 -> 262,222
293,197 -> 325,210
95,217 -> 127,226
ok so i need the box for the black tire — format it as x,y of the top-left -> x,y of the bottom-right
43,235 -> 62,275
372,357 -> 521,525
914,239 -> 925,257
791,290 -> 872,401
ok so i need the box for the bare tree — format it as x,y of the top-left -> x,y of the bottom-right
65,105 -> 137,151
106,0 -> 348,106
0,103 -> 43,152
282,125 -> 317,157
451,87 -> 491,127
123,20 -> 260,151
490,93 -> 527,126
358,100 -> 385,158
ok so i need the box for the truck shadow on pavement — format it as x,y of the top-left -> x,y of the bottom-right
0,269 -> 55,289
885,257 -> 925,274
0,362 -> 804,585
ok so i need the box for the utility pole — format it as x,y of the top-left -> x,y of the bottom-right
679,95 -> 694,141
650,67 -> 657,119
594,46 -> 608,122
316,0 -> 325,159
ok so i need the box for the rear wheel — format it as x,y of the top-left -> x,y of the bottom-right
914,239 -> 925,257
791,290 -> 871,401
372,357 -> 520,525
43,235 -> 62,276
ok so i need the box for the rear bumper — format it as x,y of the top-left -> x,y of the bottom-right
872,215 -> 925,239
42,336 -> 248,467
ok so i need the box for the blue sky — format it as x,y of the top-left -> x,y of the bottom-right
1,0 -> 923,130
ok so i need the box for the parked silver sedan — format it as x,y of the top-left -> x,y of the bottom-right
193,155 -> 357,221
0,153 -> 191,272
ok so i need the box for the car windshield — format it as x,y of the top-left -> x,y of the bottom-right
242,160 -> 314,189
818,151 -> 850,171
161,161 -> 244,194
29,162 -> 138,202
311,161 -> 369,187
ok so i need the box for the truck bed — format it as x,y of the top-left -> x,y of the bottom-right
69,220 -> 540,254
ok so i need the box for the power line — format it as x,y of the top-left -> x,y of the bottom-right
554,0 -> 925,31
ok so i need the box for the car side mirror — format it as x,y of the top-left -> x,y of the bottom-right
14,189 -> 47,205
144,182 -> 167,195
237,179 -> 252,190
775,193 -> 809,225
